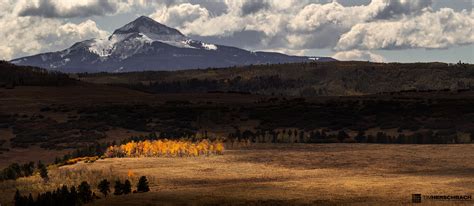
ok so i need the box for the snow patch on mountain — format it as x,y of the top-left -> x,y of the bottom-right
88,33 -> 131,57
201,42 -> 217,50
88,31 -> 197,59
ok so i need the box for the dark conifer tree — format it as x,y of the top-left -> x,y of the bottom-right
98,179 -> 111,197
114,180 -> 123,195
337,130 -> 349,143
123,180 -> 132,194
14,189 -> 24,206
10,163 -> 21,177
355,131 -> 367,143
44,191 -> 53,206
298,131 -> 305,143
60,185 -> 70,206
137,176 -> 150,193
70,186 -> 79,206
78,181 -> 93,203
37,161 -> 48,181
21,162 -> 34,177
27,193 -> 34,206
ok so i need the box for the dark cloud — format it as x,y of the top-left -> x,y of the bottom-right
374,0 -> 433,19
241,0 -> 270,16
19,0 -> 117,18
297,25 -> 347,49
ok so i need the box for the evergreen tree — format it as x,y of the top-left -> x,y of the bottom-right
298,131 -> 305,143
37,161 -> 48,181
78,181 -> 93,203
70,186 -> 79,206
114,180 -> 123,195
44,191 -> 53,206
21,162 -> 34,177
137,176 -> 150,193
123,180 -> 132,194
98,179 -> 111,197
27,193 -> 34,206
10,163 -> 21,177
14,189 -> 24,206
337,130 -> 349,143
355,131 -> 367,143
3,166 -> 17,180
59,185 -> 70,206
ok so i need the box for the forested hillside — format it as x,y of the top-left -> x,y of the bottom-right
0,61 -> 76,88
78,61 -> 474,96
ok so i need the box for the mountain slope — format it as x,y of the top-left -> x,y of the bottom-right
11,16 -> 335,73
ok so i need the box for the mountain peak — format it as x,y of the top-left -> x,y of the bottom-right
112,16 -> 185,37
11,15 -> 335,72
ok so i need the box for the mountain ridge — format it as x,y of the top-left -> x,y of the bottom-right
11,16 -> 335,73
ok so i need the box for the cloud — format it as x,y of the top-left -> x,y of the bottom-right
335,8 -> 474,50
241,0 -> 270,15
17,0 -> 118,18
373,0 -> 433,19
333,50 -> 386,62
145,0 -> 473,62
15,0 -> 159,18
150,3 -> 210,29
0,14 -> 108,60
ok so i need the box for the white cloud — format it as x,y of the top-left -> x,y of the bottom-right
148,0 -> 472,56
333,50 -> 386,62
336,8 -> 474,50
0,15 -> 108,60
151,3 -> 210,30
0,0 -> 112,60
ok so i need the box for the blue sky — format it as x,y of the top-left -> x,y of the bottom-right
1,0 -> 472,63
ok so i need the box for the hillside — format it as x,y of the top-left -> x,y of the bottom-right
78,61 -> 474,96
0,61 -> 76,88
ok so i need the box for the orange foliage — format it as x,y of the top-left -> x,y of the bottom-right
63,156 -> 99,165
127,170 -> 135,178
105,139 -> 224,158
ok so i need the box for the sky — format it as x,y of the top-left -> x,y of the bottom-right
0,0 -> 473,63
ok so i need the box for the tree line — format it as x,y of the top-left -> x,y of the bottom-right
0,61 -> 76,88
1,161 -> 48,181
14,176 -> 150,206
228,128 -> 470,144
105,139 -> 224,158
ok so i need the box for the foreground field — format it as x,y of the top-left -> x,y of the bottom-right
1,144 -> 473,205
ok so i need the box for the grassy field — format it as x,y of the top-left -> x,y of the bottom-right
1,143 -> 473,205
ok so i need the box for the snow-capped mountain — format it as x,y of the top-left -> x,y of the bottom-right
11,16 -> 335,73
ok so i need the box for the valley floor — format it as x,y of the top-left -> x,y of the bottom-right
1,144 -> 473,205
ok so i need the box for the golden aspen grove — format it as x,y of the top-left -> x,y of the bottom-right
104,139 -> 225,157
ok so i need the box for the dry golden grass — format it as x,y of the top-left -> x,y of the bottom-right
1,143 -> 473,205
